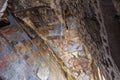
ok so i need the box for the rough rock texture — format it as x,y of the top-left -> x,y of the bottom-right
0,0 -> 120,80
99,0 -> 120,71
112,0 -> 120,15
57,0 -> 120,79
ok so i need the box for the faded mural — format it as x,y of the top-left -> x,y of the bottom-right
0,0 -> 120,80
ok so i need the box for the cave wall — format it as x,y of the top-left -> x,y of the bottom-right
112,0 -> 120,15
99,0 -> 120,72
59,0 -> 120,80
0,0 -> 120,80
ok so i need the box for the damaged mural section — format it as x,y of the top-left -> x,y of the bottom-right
0,11 -> 105,80
1,0 -> 118,80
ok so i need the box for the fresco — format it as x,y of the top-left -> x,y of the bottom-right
0,0 -> 119,80
0,12 -> 99,80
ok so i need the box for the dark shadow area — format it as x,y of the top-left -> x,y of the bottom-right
0,76 -> 5,80
99,0 -> 120,70
0,19 -> 10,28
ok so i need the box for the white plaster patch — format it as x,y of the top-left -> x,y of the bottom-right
0,0 -> 8,17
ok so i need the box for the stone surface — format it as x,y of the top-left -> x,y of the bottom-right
0,0 -> 120,80
0,0 -> 8,17
99,0 -> 120,71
